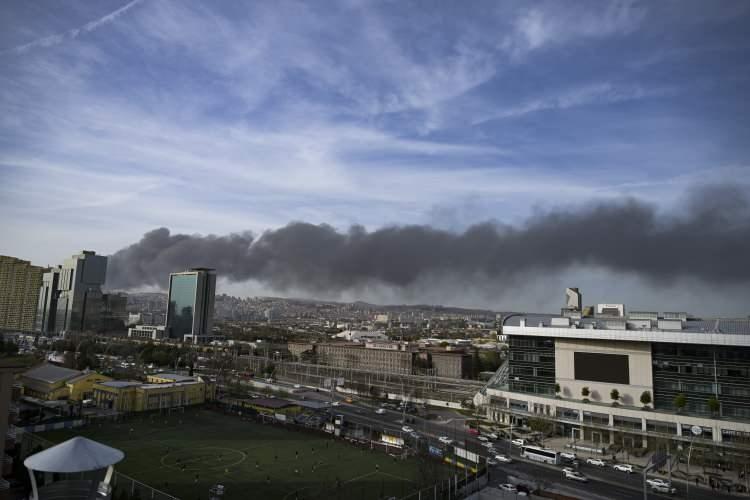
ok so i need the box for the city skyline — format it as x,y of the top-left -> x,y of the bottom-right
2,1 -> 749,313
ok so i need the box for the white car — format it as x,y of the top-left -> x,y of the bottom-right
410,431 -> 420,439
495,454 -> 513,464
613,463 -> 634,473
646,479 -> 671,489
560,452 -> 577,460
477,436 -> 489,442
488,433 -> 499,440
482,441 -> 495,448
511,439 -> 525,447
586,458 -> 606,467
438,436 -> 453,444
402,426 -> 414,433
293,384 -> 301,389
375,408 -> 386,415
331,401 -> 340,406
651,483 -> 677,495
487,459 -> 498,466
497,484 -> 516,492
563,470 -> 589,482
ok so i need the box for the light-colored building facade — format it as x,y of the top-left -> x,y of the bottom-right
315,341 -> 415,375
0,256 -> 45,332
36,251 -> 108,335
165,268 -> 216,344
128,325 -> 166,340
476,299 -> 750,457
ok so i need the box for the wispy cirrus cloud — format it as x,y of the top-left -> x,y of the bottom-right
1,0 -> 144,55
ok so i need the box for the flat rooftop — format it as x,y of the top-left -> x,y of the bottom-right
503,313 -> 750,335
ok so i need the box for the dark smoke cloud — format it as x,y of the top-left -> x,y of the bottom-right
107,184 -> 750,292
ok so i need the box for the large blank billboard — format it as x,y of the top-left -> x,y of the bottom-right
574,352 -> 629,384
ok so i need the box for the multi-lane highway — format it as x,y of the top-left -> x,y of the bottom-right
308,392 -> 740,500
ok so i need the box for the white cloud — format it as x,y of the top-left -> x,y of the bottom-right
2,0 -> 144,54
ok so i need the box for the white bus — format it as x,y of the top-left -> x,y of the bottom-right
521,445 -> 560,465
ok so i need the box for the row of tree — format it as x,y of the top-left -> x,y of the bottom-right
554,383 -> 722,414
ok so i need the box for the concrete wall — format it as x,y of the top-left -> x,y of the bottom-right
555,338 -> 653,406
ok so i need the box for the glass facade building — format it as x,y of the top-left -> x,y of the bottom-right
507,335 -> 556,396
165,269 -> 216,342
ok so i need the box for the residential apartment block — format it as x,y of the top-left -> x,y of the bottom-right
0,256 -> 45,332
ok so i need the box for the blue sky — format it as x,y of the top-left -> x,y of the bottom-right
1,1 -> 749,311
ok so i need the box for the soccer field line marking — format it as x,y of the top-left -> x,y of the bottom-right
160,447 -> 247,471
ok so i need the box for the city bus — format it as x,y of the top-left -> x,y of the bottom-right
521,445 -> 560,465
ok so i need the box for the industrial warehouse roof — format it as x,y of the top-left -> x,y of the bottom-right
23,364 -> 82,384
248,397 -> 297,409
502,313 -> 750,335
24,437 -> 124,473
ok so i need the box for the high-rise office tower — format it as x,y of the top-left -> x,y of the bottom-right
165,268 -> 216,343
36,251 -> 108,335
0,256 -> 46,331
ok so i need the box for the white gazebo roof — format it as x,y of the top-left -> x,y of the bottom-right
24,436 -> 124,473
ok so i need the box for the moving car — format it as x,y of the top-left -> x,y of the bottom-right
497,484 -> 516,492
375,408 -> 386,415
410,432 -> 420,439
511,439 -> 525,447
487,459 -> 498,466
438,436 -> 453,444
560,452 -> 577,460
613,463 -> 634,473
646,479 -> 671,488
331,401 -> 340,406
586,458 -> 606,467
494,454 -> 513,464
650,483 -> 676,495
402,426 -> 414,433
563,470 -> 589,482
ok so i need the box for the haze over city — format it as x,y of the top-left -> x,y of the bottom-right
2,1 -> 749,314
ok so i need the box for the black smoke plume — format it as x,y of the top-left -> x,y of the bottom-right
107,184 -> 750,291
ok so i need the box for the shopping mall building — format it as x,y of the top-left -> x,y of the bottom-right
475,290 -> 750,457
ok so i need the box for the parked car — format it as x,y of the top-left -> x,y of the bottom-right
482,441 -> 494,448
331,401 -> 340,406
402,426 -> 414,433
511,439 -> 525,447
563,470 -> 589,483
613,463 -> 634,473
375,408 -> 386,415
497,484 -> 516,492
560,452 -> 577,460
486,447 -> 498,455
477,436 -> 489,442
468,428 -> 480,435
495,454 -> 513,464
488,433 -> 499,440
487,459 -> 498,466
586,458 -> 606,467
438,436 -> 453,444
410,432 -> 420,439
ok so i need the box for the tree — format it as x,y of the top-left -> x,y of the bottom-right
673,393 -> 687,412
707,397 -> 720,415
640,391 -> 652,408
610,388 -> 620,405
581,386 -> 590,401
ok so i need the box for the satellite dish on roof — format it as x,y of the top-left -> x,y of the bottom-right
691,425 -> 702,436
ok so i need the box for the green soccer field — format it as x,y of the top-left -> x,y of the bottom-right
39,408 -> 449,500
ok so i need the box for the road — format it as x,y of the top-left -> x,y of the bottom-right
310,392 -> 741,500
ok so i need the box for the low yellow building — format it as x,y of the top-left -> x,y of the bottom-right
92,375 -> 214,413
21,364 -> 111,401
66,372 -> 113,401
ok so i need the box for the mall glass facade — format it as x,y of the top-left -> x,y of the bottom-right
652,343 -> 750,419
508,335 -> 556,396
